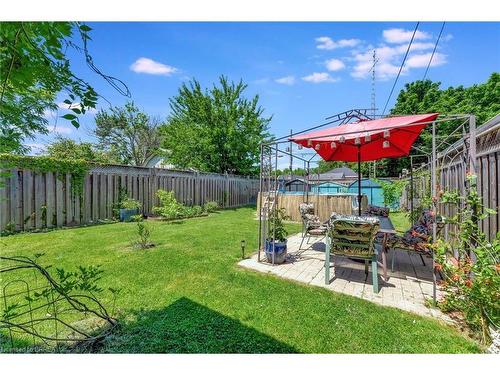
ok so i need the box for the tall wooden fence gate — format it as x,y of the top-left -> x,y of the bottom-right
0,164 -> 259,233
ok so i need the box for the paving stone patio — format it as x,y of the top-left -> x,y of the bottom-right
239,233 -> 452,322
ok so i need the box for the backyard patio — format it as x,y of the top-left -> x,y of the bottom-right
240,232 -> 450,320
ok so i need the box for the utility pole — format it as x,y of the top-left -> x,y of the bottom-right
371,49 -> 376,119
371,50 -> 377,179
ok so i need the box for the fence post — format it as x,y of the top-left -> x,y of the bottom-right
195,171 -> 199,206
224,171 -> 229,208
469,115 -> 477,175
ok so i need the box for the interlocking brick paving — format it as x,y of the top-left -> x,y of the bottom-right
239,233 -> 452,322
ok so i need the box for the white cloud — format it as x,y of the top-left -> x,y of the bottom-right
401,42 -> 436,53
350,40 -> 445,80
383,28 -> 432,44
26,143 -> 47,155
442,33 -> 453,42
49,125 -> 73,135
275,76 -> 296,85
325,58 -> 345,71
406,52 -> 447,68
130,57 -> 178,76
302,72 -> 339,83
315,36 -> 360,50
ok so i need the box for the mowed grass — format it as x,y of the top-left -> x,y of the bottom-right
0,207 -> 479,353
389,211 -> 411,233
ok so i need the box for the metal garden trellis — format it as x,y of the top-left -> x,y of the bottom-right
258,109 -> 477,304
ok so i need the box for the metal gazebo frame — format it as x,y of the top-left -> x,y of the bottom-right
258,110 -> 477,304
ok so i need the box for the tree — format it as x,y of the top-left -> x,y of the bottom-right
161,76 -> 271,175
94,102 -> 162,166
374,73 -> 500,177
0,22 -> 98,154
0,22 -> 129,154
45,135 -> 116,164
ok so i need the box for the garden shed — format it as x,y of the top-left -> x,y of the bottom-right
347,178 -> 388,207
281,178 -> 311,192
311,181 -> 346,194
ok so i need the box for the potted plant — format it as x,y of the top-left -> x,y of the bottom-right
265,207 -> 289,264
119,197 -> 142,222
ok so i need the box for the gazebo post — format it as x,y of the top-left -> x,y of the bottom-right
306,160 -> 310,204
410,156 -> 414,225
431,121 -> 437,305
272,145 -> 278,265
357,145 -> 362,216
258,144 -> 263,262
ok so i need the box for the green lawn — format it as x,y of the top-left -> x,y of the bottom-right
389,211 -> 411,233
0,207 -> 479,353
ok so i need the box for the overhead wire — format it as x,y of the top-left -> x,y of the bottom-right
382,22 -> 420,116
423,22 -> 446,81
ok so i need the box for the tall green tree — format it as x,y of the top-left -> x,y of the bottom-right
45,135 -> 117,164
161,76 -> 271,175
0,22 -> 100,154
375,73 -> 500,177
94,102 -> 162,166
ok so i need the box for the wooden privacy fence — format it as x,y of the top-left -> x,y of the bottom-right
401,114 -> 500,241
0,164 -> 259,232
257,192 -> 367,222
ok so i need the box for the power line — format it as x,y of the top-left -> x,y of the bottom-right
423,22 -> 446,81
382,22 -> 420,116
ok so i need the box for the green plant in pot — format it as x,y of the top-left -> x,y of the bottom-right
119,197 -> 142,222
265,207 -> 289,264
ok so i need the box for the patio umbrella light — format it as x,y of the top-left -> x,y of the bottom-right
289,113 -> 440,215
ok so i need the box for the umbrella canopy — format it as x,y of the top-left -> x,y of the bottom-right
290,113 -> 439,215
289,113 -> 439,162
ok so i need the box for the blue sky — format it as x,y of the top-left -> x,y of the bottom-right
31,22 -> 500,156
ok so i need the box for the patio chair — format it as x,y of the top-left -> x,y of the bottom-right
326,213 -> 382,292
387,209 -> 445,271
298,203 -> 327,249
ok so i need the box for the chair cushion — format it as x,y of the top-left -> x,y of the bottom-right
328,213 -> 379,257
309,227 -> 327,236
362,204 -> 389,217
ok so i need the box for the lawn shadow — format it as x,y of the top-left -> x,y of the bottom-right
103,297 -> 298,353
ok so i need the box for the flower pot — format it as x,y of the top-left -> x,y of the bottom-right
265,239 -> 287,264
119,208 -> 139,222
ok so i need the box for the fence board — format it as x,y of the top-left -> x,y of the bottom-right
10,169 -> 20,231
22,170 -> 34,230
45,172 -> 54,228
489,153 -> 498,240
55,175 -> 64,227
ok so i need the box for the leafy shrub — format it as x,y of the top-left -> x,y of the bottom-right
153,190 -> 211,220
121,197 -> 141,210
112,187 -> 128,219
267,208 -> 289,243
376,179 -> 407,210
203,201 -> 219,213
182,205 -> 204,217
152,190 -> 184,219
435,175 -> 499,343
131,215 -> 154,249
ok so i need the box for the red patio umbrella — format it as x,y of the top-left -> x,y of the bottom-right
289,113 -> 439,214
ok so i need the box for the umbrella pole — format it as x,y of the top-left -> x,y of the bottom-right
358,145 -> 362,216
